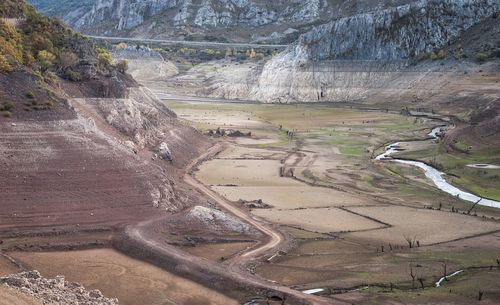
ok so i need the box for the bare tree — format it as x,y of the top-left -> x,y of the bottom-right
418,277 -> 425,289
443,262 -> 448,282
404,235 -> 417,248
478,290 -> 484,301
410,264 -> 416,289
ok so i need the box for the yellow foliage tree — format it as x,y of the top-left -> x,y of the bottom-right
96,47 -> 112,66
0,21 -> 24,71
37,50 -> 56,70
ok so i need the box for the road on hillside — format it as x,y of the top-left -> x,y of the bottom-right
89,35 -> 289,50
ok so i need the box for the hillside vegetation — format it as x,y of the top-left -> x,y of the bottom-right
0,0 -> 114,81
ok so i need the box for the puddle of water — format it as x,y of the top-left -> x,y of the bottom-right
467,164 -> 500,169
302,288 -> 324,295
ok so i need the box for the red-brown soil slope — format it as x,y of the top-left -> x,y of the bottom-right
0,82 -> 211,236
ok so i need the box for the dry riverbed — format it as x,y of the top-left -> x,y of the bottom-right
167,99 -> 500,304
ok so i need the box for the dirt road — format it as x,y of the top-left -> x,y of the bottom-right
184,142 -> 283,260
127,141 -> 346,305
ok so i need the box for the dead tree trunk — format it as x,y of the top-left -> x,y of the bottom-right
478,290 -> 484,301
418,277 -> 424,289
410,265 -> 416,289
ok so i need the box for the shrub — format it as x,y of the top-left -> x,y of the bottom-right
430,50 -> 445,60
37,50 -> 56,70
474,52 -> 488,62
26,91 -> 35,99
2,101 -> 14,111
64,69 -> 82,81
43,70 -> 57,84
58,51 -> 79,69
116,59 -> 128,73
96,48 -> 113,66
2,111 -> 12,118
0,54 -> 13,72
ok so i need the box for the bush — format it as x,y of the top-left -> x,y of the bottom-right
2,111 -> 12,118
2,101 -> 14,111
58,51 -> 79,69
43,70 -> 57,84
430,50 -> 445,60
96,48 -> 113,66
474,52 -> 489,62
64,69 -> 82,81
116,59 -> 128,73
0,54 -> 13,72
37,50 -> 56,70
26,91 -> 35,99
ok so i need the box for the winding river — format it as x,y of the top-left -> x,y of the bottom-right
376,127 -> 500,209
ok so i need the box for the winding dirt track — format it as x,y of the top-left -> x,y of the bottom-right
184,142 -> 283,260
129,141 -> 346,305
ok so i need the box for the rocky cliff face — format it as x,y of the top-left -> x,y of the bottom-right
71,0 -> 325,40
286,0 -> 499,61
252,0 -> 499,103
37,0 -> 416,42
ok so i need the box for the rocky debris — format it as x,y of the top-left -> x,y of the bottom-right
0,271 -> 118,305
238,199 -> 271,209
187,206 -> 254,234
158,142 -> 172,161
81,87 -> 177,149
205,128 -> 251,138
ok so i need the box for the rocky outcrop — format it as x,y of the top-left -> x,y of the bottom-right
74,0 -> 323,33
70,86 -> 210,211
0,271 -> 118,305
285,0 -> 499,61
251,0 -> 499,103
45,0 -> 418,41
187,205 -> 255,234
158,142 -> 172,161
